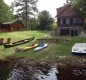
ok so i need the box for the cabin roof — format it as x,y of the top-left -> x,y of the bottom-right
2,19 -> 22,25
56,4 -> 81,17
56,4 -> 70,17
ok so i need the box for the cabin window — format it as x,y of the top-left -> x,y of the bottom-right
60,19 -> 63,24
58,19 -> 63,25
63,18 -> 66,24
60,29 -> 69,35
58,18 -> 70,25
77,18 -> 82,23
66,18 -> 69,24
61,18 -> 69,25
59,18 -> 66,25
58,19 -> 60,25
73,17 -> 82,24
73,18 -> 77,24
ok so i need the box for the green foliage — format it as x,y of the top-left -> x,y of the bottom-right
71,0 -> 86,18
38,10 -> 54,30
12,0 -> 38,20
0,0 -> 13,23
50,21 -> 57,30
27,18 -> 40,30
12,0 -> 38,29
26,10 -> 56,30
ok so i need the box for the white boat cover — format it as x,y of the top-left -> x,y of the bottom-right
72,43 -> 86,54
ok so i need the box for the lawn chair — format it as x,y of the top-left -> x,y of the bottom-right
5,38 -> 11,44
7,38 -> 11,44
0,38 -> 4,45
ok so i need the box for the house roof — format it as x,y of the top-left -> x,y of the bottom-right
2,19 -> 22,25
56,4 -> 71,17
56,4 -> 81,17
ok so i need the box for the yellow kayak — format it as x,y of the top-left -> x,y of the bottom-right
23,44 -> 38,50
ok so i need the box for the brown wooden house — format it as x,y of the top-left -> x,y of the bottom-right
0,19 -> 25,32
56,4 -> 84,36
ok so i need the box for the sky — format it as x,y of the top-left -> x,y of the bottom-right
4,0 -> 66,18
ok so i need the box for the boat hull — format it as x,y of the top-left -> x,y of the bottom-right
72,52 -> 86,55
34,43 -> 48,51
23,44 -> 38,50
72,43 -> 86,55
4,37 -> 35,48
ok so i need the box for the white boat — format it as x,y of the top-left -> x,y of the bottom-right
72,43 -> 86,54
34,43 -> 48,51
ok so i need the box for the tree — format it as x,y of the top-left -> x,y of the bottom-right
12,0 -> 38,29
28,18 -> 40,30
0,0 -> 13,23
71,0 -> 86,18
38,10 -> 54,30
66,0 -> 71,4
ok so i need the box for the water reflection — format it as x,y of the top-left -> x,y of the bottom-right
0,59 -> 86,80
35,67 -> 58,80
7,68 -> 24,80
7,65 -> 58,80
7,59 -> 36,80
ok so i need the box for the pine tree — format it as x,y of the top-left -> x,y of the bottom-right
12,0 -> 38,29
0,0 -> 13,23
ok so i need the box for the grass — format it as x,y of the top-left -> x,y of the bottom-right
0,30 -> 47,59
0,30 -> 86,60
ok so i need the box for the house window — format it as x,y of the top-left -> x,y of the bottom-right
60,19 -> 63,24
66,18 -> 69,24
58,18 -> 63,25
58,19 -> 60,25
60,29 -> 69,35
58,18 -> 70,25
73,18 -> 77,24
77,18 -> 82,23
72,17 -> 82,24
63,18 -> 66,24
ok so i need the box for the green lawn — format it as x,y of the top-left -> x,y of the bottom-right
0,30 -> 86,60
0,30 -> 47,59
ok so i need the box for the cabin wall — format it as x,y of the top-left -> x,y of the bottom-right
0,20 -> 25,32
0,25 -> 10,32
57,16 -> 83,36
58,26 -> 83,36
57,5 -> 84,36
10,22 -> 25,31
57,16 -> 83,27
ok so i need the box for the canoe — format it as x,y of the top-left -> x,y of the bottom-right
34,43 -> 48,51
72,43 -> 86,55
23,44 -> 38,51
4,37 -> 35,48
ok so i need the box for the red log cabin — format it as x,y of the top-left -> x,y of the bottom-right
56,4 -> 84,36
0,19 -> 25,32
